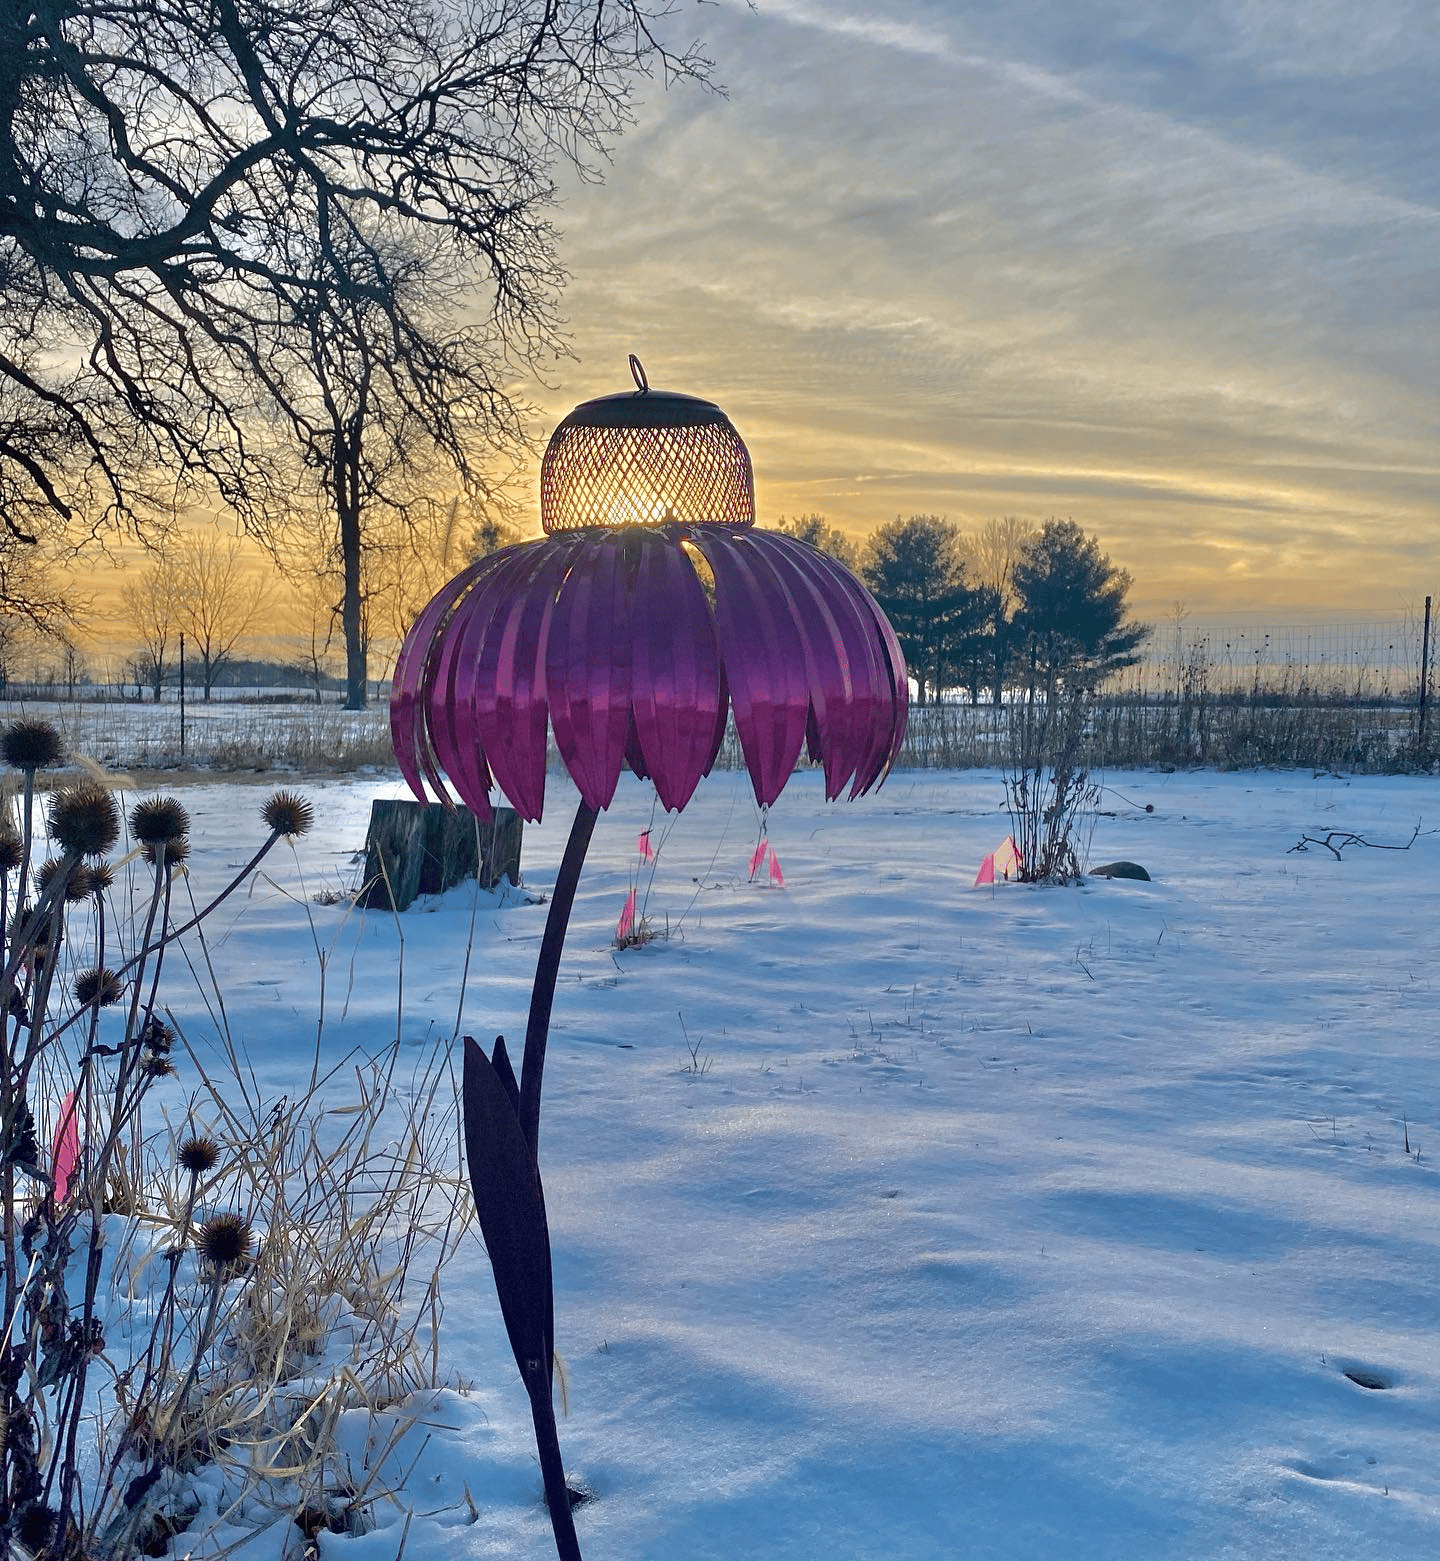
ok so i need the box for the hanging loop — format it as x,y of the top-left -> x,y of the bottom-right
629,354 -> 649,394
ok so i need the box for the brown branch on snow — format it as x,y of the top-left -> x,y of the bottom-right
1287,822 -> 1430,860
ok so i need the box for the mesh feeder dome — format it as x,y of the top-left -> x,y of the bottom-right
540,368 -> 755,531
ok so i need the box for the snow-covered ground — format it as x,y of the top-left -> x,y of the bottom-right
116,766 -> 1440,1558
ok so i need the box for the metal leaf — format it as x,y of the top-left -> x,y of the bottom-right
461,1037 -> 554,1385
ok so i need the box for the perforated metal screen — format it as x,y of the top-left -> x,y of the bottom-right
540,406 -> 755,533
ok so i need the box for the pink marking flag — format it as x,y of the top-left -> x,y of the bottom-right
747,838 -> 769,880
637,828 -> 655,861
615,887 -> 638,943
974,835 -> 1024,888
52,1090 -> 79,1206
767,846 -> 785,887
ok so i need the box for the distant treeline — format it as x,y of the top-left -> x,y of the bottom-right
0,657 -> 346,700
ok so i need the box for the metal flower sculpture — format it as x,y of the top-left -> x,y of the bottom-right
390,359 -> 907,1560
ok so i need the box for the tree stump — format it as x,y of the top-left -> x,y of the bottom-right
358,800 -> 522,911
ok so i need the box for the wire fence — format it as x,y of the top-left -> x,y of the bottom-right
3,605 -> 1436,776
1118,608 -> 1433,706
894,603 -> 1438,774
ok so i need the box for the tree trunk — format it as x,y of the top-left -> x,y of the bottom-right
337,412 -> 367,711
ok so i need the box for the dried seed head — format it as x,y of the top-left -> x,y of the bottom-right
0,830 -> 21,873
6,1101 -> 39,1171
74,966 -> 123,1007
47,784 -> 120,858
1,720 -> 63,772
87,859 -> 115,894
197,1213 -> 253,1272
262,790 -> 314,837
142,835 -> 190,867
139,1015 -> 176,1077
177,1135 -> 220,1175
138,1015 -> 173,1055
14,1501 -> 58,1552
129,795 -> 190,846
64,865 -> 94,902
35,857 -> 73,897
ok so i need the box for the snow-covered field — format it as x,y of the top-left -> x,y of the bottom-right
129,766 -> 1440,1558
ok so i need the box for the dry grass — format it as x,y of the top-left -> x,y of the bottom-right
1,700 -> 395,776
98,1034 -> 470,1551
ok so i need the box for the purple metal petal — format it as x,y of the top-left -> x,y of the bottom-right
628,534 -> 723,812
833,559 -> 909,792
392,519 -> 907,828
747,534 -> 863,801
466,541 -> 580,822
688,529 -> 811,807
432,561 -> 551,818
762,533 -> 902,798
427,587 -> 496,816
545,536 -> 633,812
428,547 -> 551,817
392,557 -> 494,805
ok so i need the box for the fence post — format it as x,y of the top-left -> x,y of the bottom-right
1420,595 -> 1433,753
179,633 -> 186,759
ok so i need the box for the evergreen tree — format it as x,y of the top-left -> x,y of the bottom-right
861,516 -> 979,704
1011,519 -> 1149,690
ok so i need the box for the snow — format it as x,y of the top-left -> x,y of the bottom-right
104,767 -> 1440,1557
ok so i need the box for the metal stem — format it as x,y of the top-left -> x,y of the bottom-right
528,1371 -> 583,1561
518,799 -> 598,1154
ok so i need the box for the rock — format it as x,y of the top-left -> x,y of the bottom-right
1088,860 -> 1151,881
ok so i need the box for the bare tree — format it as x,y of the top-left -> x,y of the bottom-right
58,637 -> 87,701
286,569 -> 342,705
0,1 -> 713,680
277,260 -> 528,706
120,568 -> 180,701
959,517 -> 1036,703
281,492 -> 461,704
366,499 -> 472,663
137,534 -> 270,700
0,472 -> 76,634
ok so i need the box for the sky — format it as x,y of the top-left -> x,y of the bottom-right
536,0 -> 1439,618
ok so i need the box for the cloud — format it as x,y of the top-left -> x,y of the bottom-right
757,0 -> 954,59
543,0 -> 1438,613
